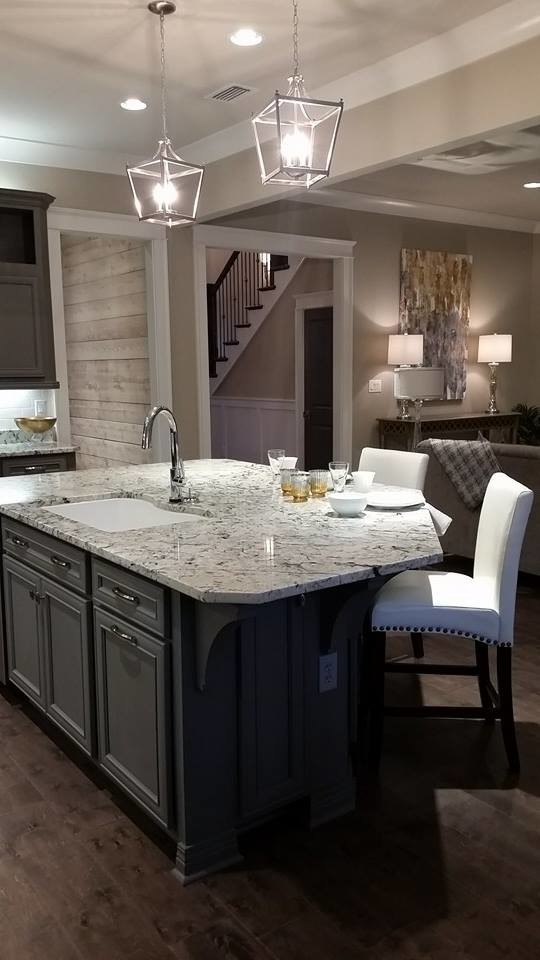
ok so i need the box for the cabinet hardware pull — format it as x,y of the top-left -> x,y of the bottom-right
10,535 -> 29,549
29,590 -> 45,604
112,586 -> 139,605
51,555 -> 71,570
110,624 -> 138,646
23,465 -> 41,473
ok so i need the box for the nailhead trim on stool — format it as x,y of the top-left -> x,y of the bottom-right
370,624 -> 512,647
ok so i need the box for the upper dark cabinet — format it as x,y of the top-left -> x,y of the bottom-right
0,189 -> 58,388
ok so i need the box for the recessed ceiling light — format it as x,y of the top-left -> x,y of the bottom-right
121,98 -> 147,111
230,28 -> 263,47
523,181 -> 540,189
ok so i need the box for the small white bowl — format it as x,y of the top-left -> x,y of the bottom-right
328,491 -> 368,517
350,470 -> 375,493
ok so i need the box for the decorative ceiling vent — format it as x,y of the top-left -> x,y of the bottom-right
206,83 -> 254,103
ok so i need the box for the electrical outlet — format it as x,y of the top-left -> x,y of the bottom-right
369,379 -> 382,394
319,652 -> 338,693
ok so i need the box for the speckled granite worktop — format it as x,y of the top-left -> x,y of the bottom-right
0,460 -> 442,604
0,443 -> 77,459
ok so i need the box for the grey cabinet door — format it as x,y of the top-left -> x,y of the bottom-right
3,556 -> 45,708
93,607 -> 170,827
41,577 -> 93,755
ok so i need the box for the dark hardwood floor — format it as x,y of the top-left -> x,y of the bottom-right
1,578 -> 539,959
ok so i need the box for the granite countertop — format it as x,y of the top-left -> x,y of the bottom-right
0,460 -> 443,604
0,443 -> 77,459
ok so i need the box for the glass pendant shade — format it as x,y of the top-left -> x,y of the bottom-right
253,74 -> 343,188
127,139 -> 204,226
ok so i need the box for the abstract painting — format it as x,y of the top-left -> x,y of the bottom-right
399,248 -> 472,400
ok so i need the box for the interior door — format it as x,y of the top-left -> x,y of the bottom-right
304,306 -> 333,470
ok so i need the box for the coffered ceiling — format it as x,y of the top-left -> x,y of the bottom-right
0,0 -> 509,166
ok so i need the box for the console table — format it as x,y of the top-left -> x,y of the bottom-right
378,411 -> 520,451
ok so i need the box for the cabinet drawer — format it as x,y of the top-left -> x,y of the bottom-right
92,559 -> 168,637
94,608 -> 171,828
2,518 -> 88,595
1,454 -> 73,478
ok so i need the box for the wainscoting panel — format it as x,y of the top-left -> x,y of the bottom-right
211,398 -> 296,464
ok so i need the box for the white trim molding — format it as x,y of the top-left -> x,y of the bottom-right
210,396 -> 296,464
193,225 -> 355,461
46,206 -> 172,462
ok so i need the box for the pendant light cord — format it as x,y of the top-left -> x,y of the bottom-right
292,0 -> 300,78
160,10 -> 168,142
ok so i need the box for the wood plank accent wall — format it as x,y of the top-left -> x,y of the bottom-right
61,234 -> 152,470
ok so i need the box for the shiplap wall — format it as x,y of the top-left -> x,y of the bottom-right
61,234 -> 152,470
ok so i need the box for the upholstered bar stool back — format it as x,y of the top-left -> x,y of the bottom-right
359,448 -> 429,492
474,472 -> 534,646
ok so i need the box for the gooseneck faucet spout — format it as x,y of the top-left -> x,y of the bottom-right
142,405 -> 186,502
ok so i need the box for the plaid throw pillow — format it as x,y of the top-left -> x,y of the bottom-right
417,437 -> 501,510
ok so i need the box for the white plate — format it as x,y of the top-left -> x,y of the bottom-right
366,489 -> 425,510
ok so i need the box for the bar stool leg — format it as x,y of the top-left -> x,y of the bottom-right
475,641 -> 496,725
411,632 -> 425,658
497,646 -> 520,772
368,630 -> 386,773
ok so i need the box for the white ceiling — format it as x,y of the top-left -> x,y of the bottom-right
0,0 -> 508,160
331,126 -> 540,221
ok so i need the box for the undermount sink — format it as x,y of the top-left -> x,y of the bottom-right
44,498 -> 204,533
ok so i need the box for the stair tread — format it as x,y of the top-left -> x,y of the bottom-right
246,304 -> 264,311
259,285 -> 276,292
223,340 -> 240,346
235,323 -> 251,328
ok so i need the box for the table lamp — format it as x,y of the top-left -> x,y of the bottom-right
477,334 -> 512,414
394,366 -> 445,446
387,334 -> 424,419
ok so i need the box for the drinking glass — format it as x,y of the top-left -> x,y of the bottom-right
309,469 -> 329,497
280,467 -> 295,495
290,471 -> 310,502
268,448 -> 286,476
329,461 -> 349,493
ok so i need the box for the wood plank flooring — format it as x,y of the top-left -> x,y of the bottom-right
1,575 -> 539,959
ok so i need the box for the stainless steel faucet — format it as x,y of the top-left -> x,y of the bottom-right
141,405 -> 193,503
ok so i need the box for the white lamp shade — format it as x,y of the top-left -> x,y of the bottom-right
477,334 -> 512,363
394,366 -> 445,400
387,334 -> 424,366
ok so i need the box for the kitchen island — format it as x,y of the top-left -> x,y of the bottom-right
0,459 -> 442,882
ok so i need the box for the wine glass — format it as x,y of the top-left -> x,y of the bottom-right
268,448 -> 286,477
329,461 -> 349,493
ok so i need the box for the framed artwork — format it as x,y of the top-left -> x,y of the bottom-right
399,248 -> 472,400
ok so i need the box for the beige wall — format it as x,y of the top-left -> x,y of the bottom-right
0,161 -> 133,214
216,259 -> 333,401
214,202 -> 536,460
61,233 -> 151,469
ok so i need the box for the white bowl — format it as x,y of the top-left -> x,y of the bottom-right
350,470 -> 375,493
328,491 -> 368,517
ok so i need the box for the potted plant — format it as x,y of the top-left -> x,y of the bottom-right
513,404 -> 540,445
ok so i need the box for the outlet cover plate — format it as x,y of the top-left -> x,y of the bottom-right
319,652 -> 338,692
369,379 -> 382,393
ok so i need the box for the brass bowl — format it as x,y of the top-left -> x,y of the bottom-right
15,416 -> 57,436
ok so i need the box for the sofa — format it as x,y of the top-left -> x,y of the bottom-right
423,442 -> 540,575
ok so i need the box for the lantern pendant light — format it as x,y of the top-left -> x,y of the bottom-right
127,1 -> 204,227
252,0 -> 343,189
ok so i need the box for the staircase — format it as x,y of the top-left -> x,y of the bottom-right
207,251 -> 303,394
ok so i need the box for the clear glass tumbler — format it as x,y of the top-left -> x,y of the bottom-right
290,471 -> 311,502
329,461 -> 349,493
268,448 -> 286,477
309,469 -> 329,497
280,467 -> 295,495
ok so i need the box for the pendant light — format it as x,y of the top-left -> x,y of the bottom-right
252,0 -> 343,189
127,1 -> 204,227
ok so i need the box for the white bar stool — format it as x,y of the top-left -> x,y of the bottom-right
365,472 -> 533,772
